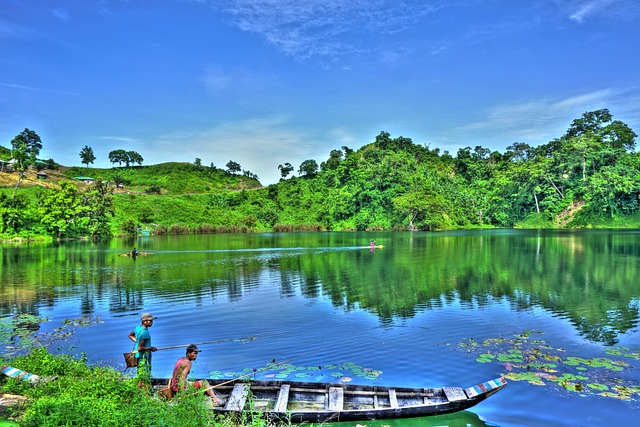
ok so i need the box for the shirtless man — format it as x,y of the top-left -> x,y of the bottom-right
170,344 -> 219,404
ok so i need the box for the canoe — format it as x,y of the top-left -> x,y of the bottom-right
151,377 -> 506,423
118,252 -> 151,257
362,245 -> 384,249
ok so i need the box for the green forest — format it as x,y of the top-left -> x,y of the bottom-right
1,109 -> 639,240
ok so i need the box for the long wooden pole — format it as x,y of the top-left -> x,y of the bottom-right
195,353 -> 311,395
154,332 -> 287,352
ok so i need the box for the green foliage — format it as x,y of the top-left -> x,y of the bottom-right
10,128 -> 43,196
63,162 -> 258,195
226,160 -> 241,174
108,149 -> 143,167
3,109 -> 640,239
0,145 -> 12,160
36,180 -> 114,238
79,146 -> 96,167
0,348 -> 228,427
146,185 -> 162,195
121,219 -> 137,236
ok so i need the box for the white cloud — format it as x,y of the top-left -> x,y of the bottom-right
449,88 -> 640,149
563,0 -> 639,23
138,116 -> 330,185
214,0 -> 442,60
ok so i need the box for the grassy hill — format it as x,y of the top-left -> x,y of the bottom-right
0,162 -> 266,238
63,162 -> 262,194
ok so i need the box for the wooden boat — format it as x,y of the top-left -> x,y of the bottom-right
151,377 -> 506,423
118,252 -> 151,257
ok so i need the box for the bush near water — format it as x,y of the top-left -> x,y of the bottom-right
0,348 -> 277,427
2,109 -> 640,241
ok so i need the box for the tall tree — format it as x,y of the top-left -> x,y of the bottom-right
126,151 -> 143,167
226,160 -> 241,174
37,181 -> 84,238
108,149 -> 127,167
278,162 -> 294,180
81,178 -> 115,237
10,128 -> 42,196
79,145 -> 96,167
299,159 -> 318,177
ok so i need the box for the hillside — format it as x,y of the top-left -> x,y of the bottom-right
0,167 -> 76,190
0,162 -> 261,195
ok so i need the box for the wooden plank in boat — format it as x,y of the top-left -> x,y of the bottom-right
388,389 -> 399,408
225,383 -> 249,411
274,384 -> 290,412
284,386 -> 433,398
328,387 -> 344,411
442,387 -> 466,402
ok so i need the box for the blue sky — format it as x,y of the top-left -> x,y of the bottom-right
2,0 -> 639,185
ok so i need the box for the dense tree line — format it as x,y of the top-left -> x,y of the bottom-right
255,109 -> 638,231
1,109 -> 638,239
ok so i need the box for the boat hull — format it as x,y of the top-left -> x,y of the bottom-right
151,377 -> 506,423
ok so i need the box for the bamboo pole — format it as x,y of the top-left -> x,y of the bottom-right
154,331 -> 287,351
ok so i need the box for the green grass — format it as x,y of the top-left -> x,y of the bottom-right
63,163 -> 261,196
0,348 -> 280,427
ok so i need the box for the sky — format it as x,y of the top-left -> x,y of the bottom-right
1,0 -> 639,185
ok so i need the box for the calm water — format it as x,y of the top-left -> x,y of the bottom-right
1,230 -> 639,426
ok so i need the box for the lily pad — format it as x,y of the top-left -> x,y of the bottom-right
459,331 -> 640,402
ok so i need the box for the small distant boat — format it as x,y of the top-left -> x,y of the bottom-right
118,252 -> 151,257
151,377 -> 506,423
363,245 -> 384,249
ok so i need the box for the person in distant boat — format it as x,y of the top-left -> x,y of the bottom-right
131,247 -> 138,257
128,313 -> 158,379
370,240 -> 376,248
170,344 -> 220,404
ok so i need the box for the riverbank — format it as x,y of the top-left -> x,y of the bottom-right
0,348 -> 272,427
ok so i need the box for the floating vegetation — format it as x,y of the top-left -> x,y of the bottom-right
209,361 -> 382,383
0,313 -> 47,350
459,330 -> 640,402
0,314 -> 103,357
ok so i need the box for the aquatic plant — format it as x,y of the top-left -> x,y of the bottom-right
0,314 -> 103,358
459,330 -> 640,402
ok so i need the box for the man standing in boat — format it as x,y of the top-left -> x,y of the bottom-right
128,313 -> 158,382
170,344 -> 220,404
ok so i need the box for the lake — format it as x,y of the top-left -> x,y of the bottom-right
1,230 -> 639,426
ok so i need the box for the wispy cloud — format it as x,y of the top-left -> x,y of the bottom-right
97,135 -> 140,145
0,19 -> 32,39
52,9 -> 72,22
213,0 -> 442,61
450,87 -> 640,146
142,116 -> 329,184
201,66 -> 233,93
561,0 -> 639,23
0,82 -> 81,96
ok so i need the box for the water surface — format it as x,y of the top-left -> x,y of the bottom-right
1,230 -> 639,426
